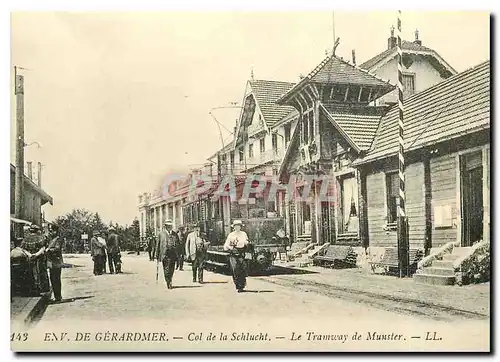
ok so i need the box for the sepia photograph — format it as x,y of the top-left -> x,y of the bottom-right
9,9 -> 490,352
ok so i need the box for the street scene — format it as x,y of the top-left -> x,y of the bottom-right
10,11 -> 490,352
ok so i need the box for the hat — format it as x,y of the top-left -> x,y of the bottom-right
94,230 -> 101,235
231,220 -> 244,227
164,219 -> 173,225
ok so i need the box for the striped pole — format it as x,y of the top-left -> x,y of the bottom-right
396,10 -> 409,277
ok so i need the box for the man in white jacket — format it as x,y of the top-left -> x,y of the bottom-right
223,220 -> 250,292
185,223 -> 209,284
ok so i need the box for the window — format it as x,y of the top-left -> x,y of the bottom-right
272,134 -> 278,154
230,151 -> 235,169
260,138 -> 265,153
284,124 -> 291,146
309,112 -> 314,140
403,74 -> 415,95
248,143 -> 254,159
239,148 -> 244,162
302,114 -> 309,144
386,172 -> 399,224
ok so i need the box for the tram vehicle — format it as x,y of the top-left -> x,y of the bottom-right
182,183 -> 290,274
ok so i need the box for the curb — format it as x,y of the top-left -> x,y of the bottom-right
12,294 -> 51,327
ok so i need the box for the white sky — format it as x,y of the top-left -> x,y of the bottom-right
10,11 -> 490,225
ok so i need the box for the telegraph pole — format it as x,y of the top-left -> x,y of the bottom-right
14,66 -> 25,237
396,11 -> 410,277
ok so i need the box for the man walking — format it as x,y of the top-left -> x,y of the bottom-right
106,228 -> 122,274
157,220 -> 179,289
223,220 -> 250,293
176,226 -> 187,271
185,223 -> 210,284
45,224 -> 64,302
91,231 -> 106,275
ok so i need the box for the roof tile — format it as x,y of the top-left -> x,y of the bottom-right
249,80 -> 296,127
362,60 -> 490,162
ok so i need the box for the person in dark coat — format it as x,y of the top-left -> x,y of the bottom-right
45,224 -> 64,302
10,236 -> 45,297
90,231 -> 106,275
106,228 -> 122,274
147,236 -> 154,261
157,219 -> 179,289
175,226 -> 187,271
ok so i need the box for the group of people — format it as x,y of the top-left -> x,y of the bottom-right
90,228 -> 122,275
148,219 -> 210,289
148,219 -> 251,293
10,224 -> 64,303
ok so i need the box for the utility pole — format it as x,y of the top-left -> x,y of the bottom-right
14,66 -> 25,237
396,11 -> 410,277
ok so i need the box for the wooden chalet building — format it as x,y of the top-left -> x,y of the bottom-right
276,55 -> 394,247
355,60 -> 490,254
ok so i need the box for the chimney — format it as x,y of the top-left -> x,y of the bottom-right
37,161 -> 42,187
414,29 -> 422,45
352,49 -> 356,66
27,161 -> 33,180
388,25 -> 397,49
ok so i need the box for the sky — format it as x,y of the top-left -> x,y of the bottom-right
10,11 -> 490,225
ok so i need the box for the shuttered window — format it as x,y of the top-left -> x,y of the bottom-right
386,172 -> 399,223
403,74 -> 415,95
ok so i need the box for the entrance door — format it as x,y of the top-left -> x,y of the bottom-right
461,152 -> 484,246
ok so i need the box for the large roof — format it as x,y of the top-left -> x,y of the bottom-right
278,55 -> 394,104
360,40 -> 457,77
10,163 -> 53,205
249,79 -> 296,127
320,105 -> 382,151
360,60 -> 490,163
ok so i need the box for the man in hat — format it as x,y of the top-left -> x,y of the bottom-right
185,223 -> 210,284
10,235 -> 45,297
157,219 -> 179,289
45,224 -> 64,302
106,228 -> 122,274
90,230 -> 106,275
223,220 -> 250,292
175,225 -> 187,271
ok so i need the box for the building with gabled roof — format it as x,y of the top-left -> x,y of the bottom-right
354,61 -> 490,271
360,28 -> 457,106
276,53 -> 394,246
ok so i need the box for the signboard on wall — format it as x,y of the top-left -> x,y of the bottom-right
434,204 -> 453,228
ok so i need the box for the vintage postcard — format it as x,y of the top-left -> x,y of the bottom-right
10,10 -> 490,352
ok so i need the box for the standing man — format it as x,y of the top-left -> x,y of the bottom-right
157,220 -> 179,289
185,223 -> 210,284
91,231 -> 105,275
147,236 -> 154,261
45,224 -> 64,302
223,220 -> 250,293
176,226 -> 187,271
106,228 -> 122,274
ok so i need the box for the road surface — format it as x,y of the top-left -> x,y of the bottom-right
12,254 -> 489,352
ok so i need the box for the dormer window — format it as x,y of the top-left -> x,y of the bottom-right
403,73 -> 416,96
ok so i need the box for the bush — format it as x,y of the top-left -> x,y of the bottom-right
458,242 -> 490,285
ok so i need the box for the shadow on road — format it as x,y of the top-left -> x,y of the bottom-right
241,290 -> 274,293
251,265 -> 318,277
172,285 -> 202,289
200,281 -> 228,284
48,296 -> 95,305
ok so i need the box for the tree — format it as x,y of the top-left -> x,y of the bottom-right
131,218 -> 140,239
